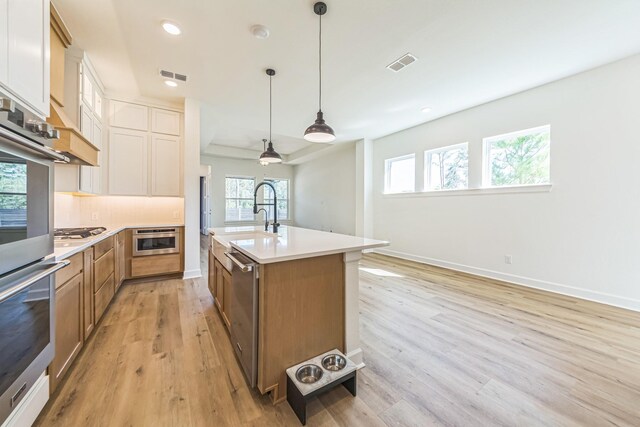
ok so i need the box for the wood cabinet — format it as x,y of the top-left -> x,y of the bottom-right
108,128 -> 148,195
50,270 -> 83,392
0,0 -> 50,118
82,248 -> 94,339
93,236 -> 115,323
130,254 -> 182,278
114,231 -> 126,290
221,267 -> 232,329
214,259 -> 223,312
207,250 -> 216,297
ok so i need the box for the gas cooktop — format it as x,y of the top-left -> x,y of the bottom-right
54,227 -> 107,239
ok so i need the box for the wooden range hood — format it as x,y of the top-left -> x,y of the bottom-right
47,2 -> 99,166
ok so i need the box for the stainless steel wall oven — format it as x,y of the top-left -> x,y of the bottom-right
0,89 -> 68,424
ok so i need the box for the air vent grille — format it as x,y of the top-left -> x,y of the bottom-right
159,69 -> 188,83
386,53 -> 418,72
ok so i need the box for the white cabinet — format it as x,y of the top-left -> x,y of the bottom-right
151,108 -> 180,136
109,100 -> 148,131
151,135 -> 181,196
0,0 -> 49,118
108,128 -> 148,195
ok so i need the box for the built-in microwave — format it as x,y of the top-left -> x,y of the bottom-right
132,228 -> 181,257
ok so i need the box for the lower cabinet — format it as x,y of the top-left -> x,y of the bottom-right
130,253 -> 182,278
115,231 -> 126,290
50,271 -> 83,393
209,255 -> 232,331
82,248 -> 94,339
93,237 -> 115,323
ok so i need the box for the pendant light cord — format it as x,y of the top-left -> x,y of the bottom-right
318,13 -> 322,112
269,74 -> 272,142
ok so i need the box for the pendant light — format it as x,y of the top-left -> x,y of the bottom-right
259,68 -> 283,165
304,2 -> 336,143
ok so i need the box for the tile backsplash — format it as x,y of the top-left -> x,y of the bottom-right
54,194 -> 185,228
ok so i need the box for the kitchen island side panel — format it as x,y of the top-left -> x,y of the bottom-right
257,253 -> 345,403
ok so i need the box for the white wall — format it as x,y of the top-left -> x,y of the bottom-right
200,155 -> 295,227
183,98 -> 201,279
54,194 -> 184,227
294,143 -> 357,235
372,54 -> 640,311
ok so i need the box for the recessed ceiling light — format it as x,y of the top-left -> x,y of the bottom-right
250,24 -> 270,39
421,107 -> 432,113
162,21 -> 181,35
164,80 -> 178,87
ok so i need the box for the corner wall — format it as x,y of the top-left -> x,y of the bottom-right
293,143 -> 357,235
372,54 -> 640,311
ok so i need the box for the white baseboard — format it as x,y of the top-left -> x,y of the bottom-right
346,348 -> 366,369
183,269 -> 202,280
374,248 -> 640,313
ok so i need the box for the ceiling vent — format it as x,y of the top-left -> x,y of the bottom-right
159,69 -> 188,82
386,53 -> 418,72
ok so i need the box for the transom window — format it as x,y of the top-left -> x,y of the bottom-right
225,176 -> 255,222
384,154 -> 415,194
263,178 -> 289,220
483,125 -> 550,187
424,143 -> 469,191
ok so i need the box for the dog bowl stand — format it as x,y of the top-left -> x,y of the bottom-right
286,349 -> 358,425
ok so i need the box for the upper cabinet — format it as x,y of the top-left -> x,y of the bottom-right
106,100 -> 183,197
110,100 -> 149,131
50,3 -> 71,107
151,108 -> 180,136
0,0 -> 50,118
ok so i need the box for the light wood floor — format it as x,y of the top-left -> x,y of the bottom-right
35,237 -> 640,426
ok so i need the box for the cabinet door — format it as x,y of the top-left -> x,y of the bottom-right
208,250 -> 215,297
109,100 -> 148,131
80,104 -> 93,141
5,0 -> 49,117
151,108 -> 180,136
222,268 -> 232,329
115,231 -> 125,290
214,261 -> 223,312
108,128 -> 148,195
50,273 -> 84,393
151,134 -> 180,196
83,248 -> 94,340
91,123 -> 102,193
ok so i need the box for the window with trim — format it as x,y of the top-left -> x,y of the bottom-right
425,143 -> 469,191
263,178 -> 289,220
483,125 -> 550,187
384,154 -> 415,194
225,176 -> 255,222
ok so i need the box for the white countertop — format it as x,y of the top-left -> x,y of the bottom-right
53,223 -> 184,260
209,225 -> 388,264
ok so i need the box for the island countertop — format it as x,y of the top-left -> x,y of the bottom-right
209,225 -> 388,264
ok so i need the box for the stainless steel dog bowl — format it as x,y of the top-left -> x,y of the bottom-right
295,364 -> 324,384
321,354 -> 347,371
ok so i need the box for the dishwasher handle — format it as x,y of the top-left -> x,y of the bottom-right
224,252 -> 253,272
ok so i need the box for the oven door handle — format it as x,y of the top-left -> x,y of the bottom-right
0,260 -> 69,303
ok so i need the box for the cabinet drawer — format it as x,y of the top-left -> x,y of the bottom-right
94,248 -> 114,292
55,252 -> 83,289
131,254 -> 181,278
93,236 -> 114,259
94,273 -> 115,323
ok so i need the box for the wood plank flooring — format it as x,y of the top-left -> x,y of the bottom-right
34,237 -> 640,426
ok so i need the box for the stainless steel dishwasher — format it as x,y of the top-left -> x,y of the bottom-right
224,250 -> 259,387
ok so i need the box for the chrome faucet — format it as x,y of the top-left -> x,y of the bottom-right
253,181 -> 279,233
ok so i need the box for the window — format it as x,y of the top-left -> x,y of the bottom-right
225,176 -> 255,222
425,143 -> 469,191
263,178 -> 289,220
483,125 -> 550,187
384,154 -> 415,194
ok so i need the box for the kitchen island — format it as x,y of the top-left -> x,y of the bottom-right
208,226 -> 387,403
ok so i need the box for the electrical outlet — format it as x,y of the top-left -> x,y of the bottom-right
504,255 -> 513,265
91,212 -> 98,221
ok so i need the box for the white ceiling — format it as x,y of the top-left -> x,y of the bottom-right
54,0 -> 640,156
